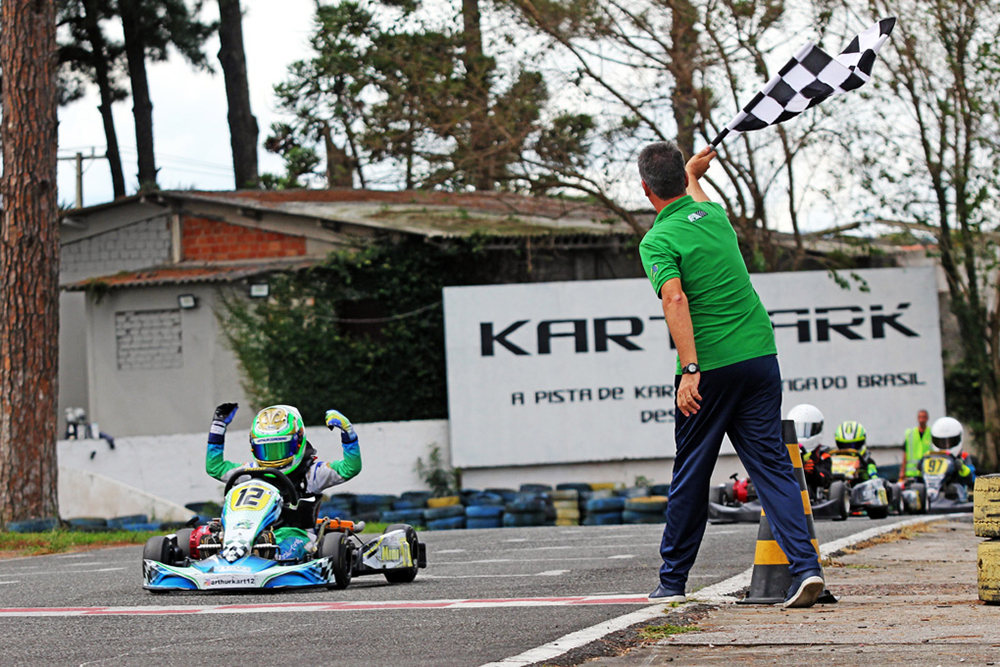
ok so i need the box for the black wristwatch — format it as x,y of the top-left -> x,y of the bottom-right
682,362 -> 700,375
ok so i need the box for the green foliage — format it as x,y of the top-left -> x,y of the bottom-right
639,623 -> 700,639
219,237 -> 506,425
414,444 -> 460,497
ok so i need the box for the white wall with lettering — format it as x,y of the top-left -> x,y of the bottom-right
443,267 -> 944,468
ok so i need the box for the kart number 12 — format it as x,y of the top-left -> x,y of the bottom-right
230,485 -> 270,511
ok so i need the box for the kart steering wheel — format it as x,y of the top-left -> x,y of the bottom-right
223,467 -> 300,505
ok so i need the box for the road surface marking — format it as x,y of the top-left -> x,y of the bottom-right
0,594 -> 651,617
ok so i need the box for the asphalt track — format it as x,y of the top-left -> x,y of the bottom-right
0,518 -> 900,666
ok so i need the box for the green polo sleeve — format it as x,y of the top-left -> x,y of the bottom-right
639,234 -> 680,298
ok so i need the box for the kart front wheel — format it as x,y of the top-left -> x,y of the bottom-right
143,535 -> 175,565
320,533 -> 352,590
830,481 -> 850,521
383,524 -> 420,584
867,505 -> 889,520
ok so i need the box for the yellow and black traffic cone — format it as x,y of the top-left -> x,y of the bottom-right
738,419 -> 837,604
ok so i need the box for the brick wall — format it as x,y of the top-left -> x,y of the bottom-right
61,217 -> 172,280
181,216 -> 306,261
115,309 -> 183,371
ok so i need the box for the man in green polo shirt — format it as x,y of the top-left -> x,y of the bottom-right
638,141 -> 824,609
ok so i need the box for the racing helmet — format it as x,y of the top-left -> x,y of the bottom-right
249,405 -> 307,473
931,416 -> 963,456
834,420 -> 867,454
788,404 -> 824,450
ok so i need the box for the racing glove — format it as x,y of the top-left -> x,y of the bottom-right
803,457 -> 815,475
208,402 -> 239,445
325,409 -> 357,443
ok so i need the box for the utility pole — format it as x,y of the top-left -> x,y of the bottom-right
58,148 -> 99,209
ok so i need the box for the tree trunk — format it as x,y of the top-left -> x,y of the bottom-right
119,0 -> 157,190
667,0 -> 699,157
217,0 -> 259,189
0,0 -> 61,524
82,0 -> 126,198
461,0 -> 494,190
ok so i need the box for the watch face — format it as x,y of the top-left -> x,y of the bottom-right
684,363 -> 699,374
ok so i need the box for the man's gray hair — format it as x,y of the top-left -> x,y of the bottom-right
638,141 -> 686,200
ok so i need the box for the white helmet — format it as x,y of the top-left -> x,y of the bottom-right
788,404 -> 824,450
931,416 -> 963,456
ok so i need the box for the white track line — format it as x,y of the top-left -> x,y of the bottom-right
478,514 -> 963,667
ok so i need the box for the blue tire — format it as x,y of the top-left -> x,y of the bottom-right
519,483 -> 553,493
506,499 -> 547,513
556,482 -> 592,493
466,504 -> 504,518
485,488 -> 519,502
502,511 -> 546,527
424,505 -> 465,521
463,492 -> 505,507
650,484 -> 672,497
381,510 -> 425,524
585,497 -> 625,513
583,511 -> 623,526
427,516 -> 466,530
107,514 -> 149,529
7,517 -> 60,533
467,517 -> 503,529
622,510 -> 666,524
392,499 -> 426,510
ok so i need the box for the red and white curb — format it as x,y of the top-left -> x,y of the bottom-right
0,594 -> 650,617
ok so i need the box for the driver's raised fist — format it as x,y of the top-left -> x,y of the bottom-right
213,402 -> 239,425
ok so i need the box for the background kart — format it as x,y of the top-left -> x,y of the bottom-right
901,451 -> 974,514
819,449 -> 899,520
708,475 -> 762,523
142,468 -> 427,592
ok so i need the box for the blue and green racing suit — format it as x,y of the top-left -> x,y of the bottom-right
206,417 -> 361,560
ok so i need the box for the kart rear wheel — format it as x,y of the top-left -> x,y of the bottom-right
173,528 -> 193,560
143,535 -> 174,565
830,481 -> 850,521
383,524 -> 420,584
320,533 -> 353,590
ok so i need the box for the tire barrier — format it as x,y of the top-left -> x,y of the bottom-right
618,486 -> 651,499
974,474 -> 1000,538
467,517 -> 503,529
584,496 -> 625,513
381,509 -> 425,524
650,484 -> 672,497
426,495 -> 462,509
556,483 -> 592,494
66,517 -> 108,529
506,498 -> 547,514
519,483 -> 553,493
400,490 -> 433,504
392,499 -> 426,511
551,489 -> 580,501
976,475 -> 1000,603
427,515 -> 466,530
107,514 -> 149,529
463,492 -> 505,507
355,494 -> 397,516
485,488 -> 519,503
503,511 -> 547,527
423,504 -> 465,521
624,496 -> 669,513
589,482 -> 624,492
466,504 -> 504,519
6,517 -> 60,533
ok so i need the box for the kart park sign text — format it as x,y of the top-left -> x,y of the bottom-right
443,267 -> 945,468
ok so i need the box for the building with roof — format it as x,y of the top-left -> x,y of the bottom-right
59,189 -> 644,437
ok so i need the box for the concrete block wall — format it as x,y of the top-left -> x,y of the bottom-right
61,216 -> 172,279
114,309 -> 184,371
181,216 -> 306,261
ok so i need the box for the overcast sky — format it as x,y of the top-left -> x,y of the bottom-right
57,0 -> 317,208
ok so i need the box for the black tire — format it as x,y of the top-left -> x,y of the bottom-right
707,486 -> 724,505
867,505 -> 889,520
142,536 -> 174,564
830,481 -> 850,521
383,523 -> 420,584
173,528 -> 193,560
320,532 -> 352,590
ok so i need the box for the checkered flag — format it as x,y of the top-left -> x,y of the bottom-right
711,17 -> 896,146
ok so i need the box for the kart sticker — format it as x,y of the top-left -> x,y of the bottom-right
831,455 -> 860,477
923,457 -> 948,476
203,574 -> 259,588
229,484 -> 272,511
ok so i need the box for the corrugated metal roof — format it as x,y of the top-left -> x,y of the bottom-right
62,259 -> 315,291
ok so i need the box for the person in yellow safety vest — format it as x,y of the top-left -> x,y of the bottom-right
899,409 -> 933,481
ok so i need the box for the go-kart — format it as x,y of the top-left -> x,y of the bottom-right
818,449 -> 897,520
142,468 -> 426,592
708,474 -> 762,523
901,452 -> 975,514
